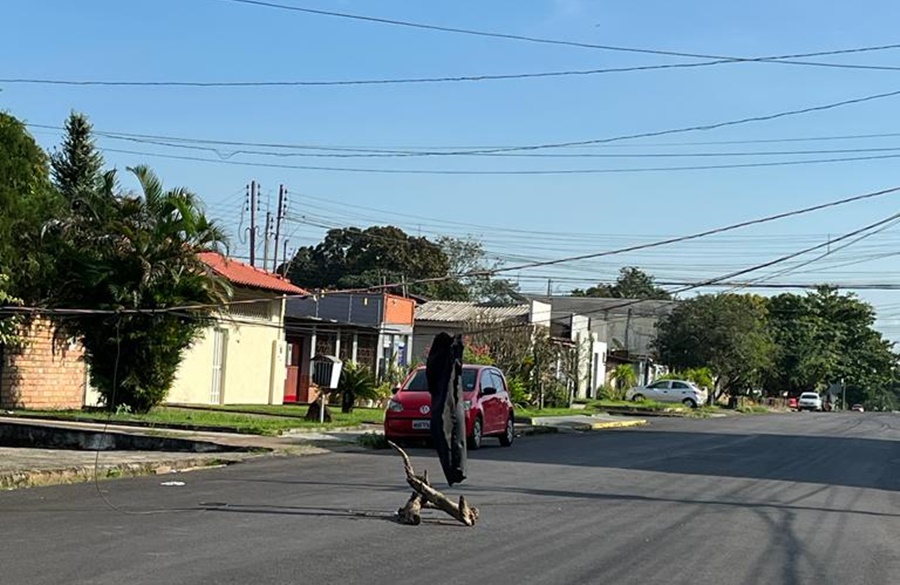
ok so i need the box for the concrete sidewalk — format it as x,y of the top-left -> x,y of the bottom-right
521,413 -> 649,432
0,416 -> 368,490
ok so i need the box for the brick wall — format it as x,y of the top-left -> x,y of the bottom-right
0,318 -> 86,410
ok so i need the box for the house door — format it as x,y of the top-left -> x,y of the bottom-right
283,338 -> 303,403
210,329 -> 227,404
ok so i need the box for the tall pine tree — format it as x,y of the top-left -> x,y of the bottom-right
50,111 -> 104,207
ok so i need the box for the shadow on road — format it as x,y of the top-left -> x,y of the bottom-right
468,427 -> 900,492
196,502 -> 463,526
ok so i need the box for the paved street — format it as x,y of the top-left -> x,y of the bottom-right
2,413 -> 898,585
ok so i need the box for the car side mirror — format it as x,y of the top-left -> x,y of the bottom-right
391,387 -> 400,395
481,386 -> 498,396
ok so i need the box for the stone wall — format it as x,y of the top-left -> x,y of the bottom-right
0,318 -> 86,410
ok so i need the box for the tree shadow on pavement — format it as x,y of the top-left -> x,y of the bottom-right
474,484 -> 900,519
462,428 -> 900,492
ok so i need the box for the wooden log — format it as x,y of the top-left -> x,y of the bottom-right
388,441 -> 479,527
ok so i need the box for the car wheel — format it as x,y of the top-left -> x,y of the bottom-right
632,394 -> 645,402
468,416 -> 483,450
499,412 -> 514,447
682,398 -> 698,409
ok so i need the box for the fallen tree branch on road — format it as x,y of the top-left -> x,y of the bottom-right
388,441 -> 479,527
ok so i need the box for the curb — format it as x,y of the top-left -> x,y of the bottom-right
0,455 -> 244,491
0,444 -> 342,491
564,419 -> 648,431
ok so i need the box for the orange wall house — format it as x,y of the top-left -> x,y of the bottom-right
383,294 -> 415,326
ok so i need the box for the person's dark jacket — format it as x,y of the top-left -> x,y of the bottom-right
426,332 -> 467,486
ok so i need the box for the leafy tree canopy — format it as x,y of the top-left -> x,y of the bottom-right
654,293 -> 774,401
572,267 -> 671,300
765,287 -> 898,409
436,235 -> 521,303
0,112 -> 63,301
284,226 -> 520,302
48,160 -> 231,412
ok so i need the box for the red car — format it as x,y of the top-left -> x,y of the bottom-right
384,364 -> 515,449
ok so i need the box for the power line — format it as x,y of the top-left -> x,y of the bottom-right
4,183 -> 897,318
30,124 -> 900,157
722,217 -> 900,293
282,184 -> 900,287
95,145 -> 900,175
216,0 -> 900,67
432,88 -> 900,156
463,210 -> 900,336
51,129 -> 900,159
9,46 -> 900,89
489,186 -> 900,274
57,87 -> 900,161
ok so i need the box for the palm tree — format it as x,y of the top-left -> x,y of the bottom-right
49,165 -> 231,412
611,364 -> 638,400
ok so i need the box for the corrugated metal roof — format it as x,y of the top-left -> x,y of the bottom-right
199,252 -> 307,295
521,294 -> 675,316
415,301 -> 530,323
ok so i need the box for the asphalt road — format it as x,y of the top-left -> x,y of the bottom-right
2,413 -> 898,585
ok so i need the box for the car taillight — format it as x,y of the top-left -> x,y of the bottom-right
387,399 -> 404,413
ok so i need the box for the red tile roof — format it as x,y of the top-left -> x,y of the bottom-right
198,252 -> 307,295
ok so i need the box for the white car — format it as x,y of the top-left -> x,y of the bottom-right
625,379 -> 708,408
797,392 -> 823,412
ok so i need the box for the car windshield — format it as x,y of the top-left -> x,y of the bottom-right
402,368 -> 478,392
800,393 -> 819,399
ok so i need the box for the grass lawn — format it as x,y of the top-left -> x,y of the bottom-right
192,403 -> 385,425
10,405 -> 386,436
590,399 -> 686,412
514,406 -> 596,418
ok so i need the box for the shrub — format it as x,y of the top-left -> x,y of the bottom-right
611,364 -> 638,393
338,361 -> 377,413
542,383 -> 570,408
507,376 -> 531,407
597,383 -> 623,401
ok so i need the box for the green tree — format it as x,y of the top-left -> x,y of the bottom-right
654,293 -> 774,404
48,165 -> 231,412
437,235 -> 521,303
0,273 -> 24,347
573,267 -> 671,300
766,287 -> 897,409
284,225 -> 453,298
0,112 -> 62,301
50,112 -> 105,206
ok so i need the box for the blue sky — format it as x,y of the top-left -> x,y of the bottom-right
5,0 -> 900,336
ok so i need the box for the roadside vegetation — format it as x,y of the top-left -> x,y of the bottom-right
9,405 -> 384,436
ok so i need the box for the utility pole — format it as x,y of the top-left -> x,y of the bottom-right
273,185 -> 286,272
248,180 -> 258,266
281,240 -> 291,276
263,211 -> 273,271
547,278 -> 553,297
